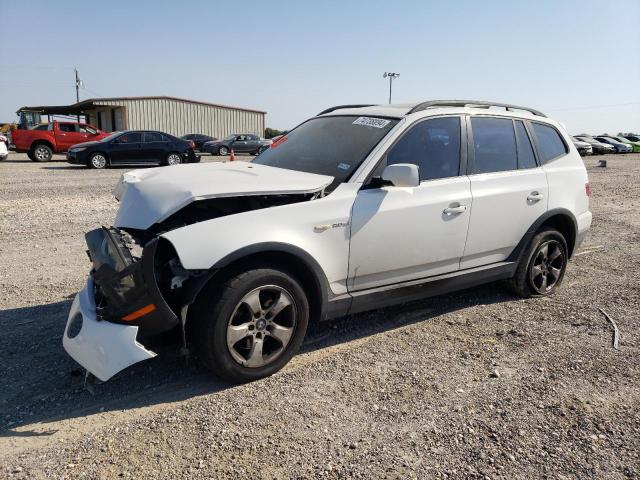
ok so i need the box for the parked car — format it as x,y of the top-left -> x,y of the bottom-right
609,135 -> 640,153
67,130 -> 197,169
0,134 -> 8,161
572,137 -> 592,156
63,100 -> 591,383
202,134 -> 271,155
622,134 -> 640,143
180,134 -> 217,151
11,121 -> 109,162
574,135 -> 615,155
594,136 -> 632,153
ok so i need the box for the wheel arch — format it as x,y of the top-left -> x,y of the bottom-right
190,242 -> 330,327
508,208 -> 578,263
30,139 -> 54,151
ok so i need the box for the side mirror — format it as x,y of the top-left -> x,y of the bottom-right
381,163 -> 420,188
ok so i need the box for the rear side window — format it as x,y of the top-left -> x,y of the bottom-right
58,123 -> 78,133
470,117 -> 517,174
514,120 -> 537,169
531,123 -> 567,163
387,117 -> 461,181
144,132 -> 165,142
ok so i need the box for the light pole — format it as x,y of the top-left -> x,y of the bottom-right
74,68 -> 83,122
383,72 -> 400,104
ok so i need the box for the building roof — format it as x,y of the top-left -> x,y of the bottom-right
17,96 -> 266,115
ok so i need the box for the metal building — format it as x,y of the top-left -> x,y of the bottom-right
16,96 -> 266,138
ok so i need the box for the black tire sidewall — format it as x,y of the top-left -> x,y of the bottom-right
195,269 -> 309,383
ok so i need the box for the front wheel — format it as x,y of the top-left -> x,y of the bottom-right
89,152 -> 107,169
192,268 -> 309,383
218,146 -> 229,156
507,228 -> 568,297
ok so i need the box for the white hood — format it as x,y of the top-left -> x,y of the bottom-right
114,162 -> 334,230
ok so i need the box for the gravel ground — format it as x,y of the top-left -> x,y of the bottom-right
0,153 -> 638,479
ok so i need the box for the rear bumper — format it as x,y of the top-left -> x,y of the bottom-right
63,278 -> 156,381
574,211 -> 592,254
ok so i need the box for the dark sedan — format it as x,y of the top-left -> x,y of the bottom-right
202,134 -> 270,155
67,130 -> 198,169
180,133 -> 217,151
594,136 -> 632,153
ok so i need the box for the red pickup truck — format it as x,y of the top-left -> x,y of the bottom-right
12,121 -> 109,162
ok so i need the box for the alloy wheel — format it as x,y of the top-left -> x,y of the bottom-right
167,153 -> 181,165
219,146 -> 229,155
226,285 -> 296,368
91,154 -> 107,169
529,240 -> 565,294
35,146 -> 50,161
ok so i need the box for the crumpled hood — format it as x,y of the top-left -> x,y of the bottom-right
113,162 -> 334,230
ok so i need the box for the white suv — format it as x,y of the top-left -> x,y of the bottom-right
63,100 -> 592,383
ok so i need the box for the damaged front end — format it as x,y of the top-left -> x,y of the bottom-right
63,227 -> 194,381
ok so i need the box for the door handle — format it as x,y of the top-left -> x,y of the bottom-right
443,204 -> 467,215
527,191 -> 544,202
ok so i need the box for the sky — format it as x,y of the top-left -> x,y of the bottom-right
1,0 -> 638,134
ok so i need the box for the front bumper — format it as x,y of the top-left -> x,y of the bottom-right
63,278 -> 156,381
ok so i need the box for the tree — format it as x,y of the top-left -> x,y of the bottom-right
264,127 -> 287,139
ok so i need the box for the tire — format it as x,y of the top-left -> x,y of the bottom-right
218,145 -> 229,156
30,144 -> 53,162
507,228 -> 568,298
88,152 -> 108,169
165,152 -> 182,166
27,151 -> 36,161
192,268 -> 309,383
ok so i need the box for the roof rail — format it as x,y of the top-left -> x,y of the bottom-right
407,100 -> 546,118
317,104 -> 377,116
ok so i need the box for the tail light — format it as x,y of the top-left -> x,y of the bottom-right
585,182 -> 592,197
187,140 -> 195,150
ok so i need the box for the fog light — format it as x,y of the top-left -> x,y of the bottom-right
67,313 -> 83,338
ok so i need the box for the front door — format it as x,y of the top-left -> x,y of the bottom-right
348,116 -> 471,291
460,117 -> 548,269
231,135 -> 249,152
109,132 -> 144,164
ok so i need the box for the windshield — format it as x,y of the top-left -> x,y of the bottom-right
222,135 -> 236,141
253,115 -> 399,190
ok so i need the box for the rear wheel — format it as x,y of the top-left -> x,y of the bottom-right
192,268 -> 309,383
507,228 -> 568,297
89,153 -> 107,169
165,152 -> 182,166
218,145 -> 229,156
31,144 -> 53,162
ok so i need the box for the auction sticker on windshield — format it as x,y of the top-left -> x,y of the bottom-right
352,117 -> 391,129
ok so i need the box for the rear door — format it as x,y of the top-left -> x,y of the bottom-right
460,116 -> 548,269
142,132 -> 169,163
109,132 -> 144,164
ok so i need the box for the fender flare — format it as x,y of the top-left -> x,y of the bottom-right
507,208 -> 578,263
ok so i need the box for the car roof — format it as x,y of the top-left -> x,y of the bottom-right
316,100 -> 555,124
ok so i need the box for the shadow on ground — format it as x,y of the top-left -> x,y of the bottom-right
0,284 -> 514,437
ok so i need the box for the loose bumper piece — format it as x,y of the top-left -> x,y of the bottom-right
63,278 -> 156,382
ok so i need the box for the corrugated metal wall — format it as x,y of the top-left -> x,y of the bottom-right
93,98 -> 265,138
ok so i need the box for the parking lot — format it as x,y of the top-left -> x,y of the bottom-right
0,153 -> 639,478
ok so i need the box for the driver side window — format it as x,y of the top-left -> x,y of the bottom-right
384,117 -> 461,181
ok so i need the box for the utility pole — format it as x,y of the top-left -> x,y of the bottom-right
383,72 -> 400,104
74,68 -> 82,122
